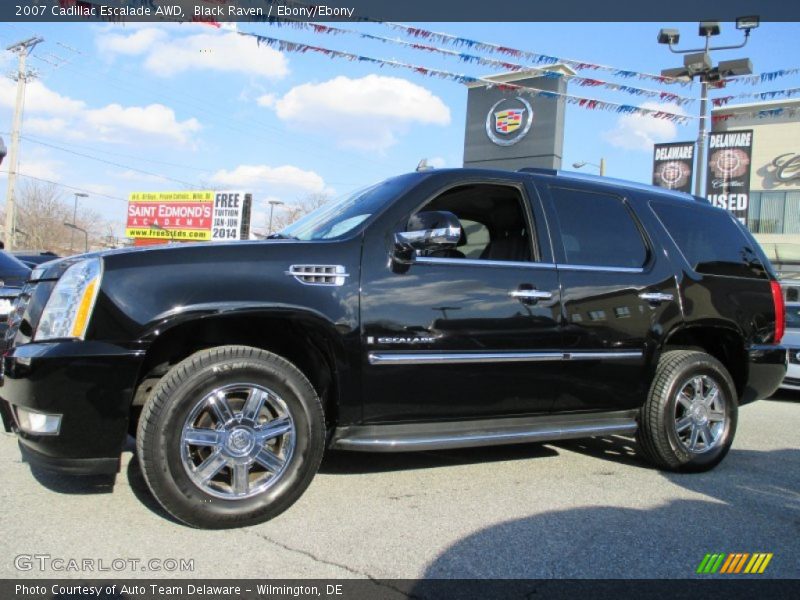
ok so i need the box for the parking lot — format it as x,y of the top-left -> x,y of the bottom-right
1,395 -> 798,581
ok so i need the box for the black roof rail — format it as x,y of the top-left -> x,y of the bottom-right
517,167 -> 558,176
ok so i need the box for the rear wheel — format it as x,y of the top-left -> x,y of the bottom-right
136,346 -> 325,528
637,350 -> 737,472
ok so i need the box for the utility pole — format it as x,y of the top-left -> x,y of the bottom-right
3,37 -> 43,252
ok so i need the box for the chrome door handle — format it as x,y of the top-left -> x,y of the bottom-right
509,290 -> 553,301
638,292 -> 674,303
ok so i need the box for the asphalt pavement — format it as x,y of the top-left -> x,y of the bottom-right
1,395 -> 798,580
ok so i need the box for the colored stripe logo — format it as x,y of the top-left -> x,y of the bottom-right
696,553 -> 773,574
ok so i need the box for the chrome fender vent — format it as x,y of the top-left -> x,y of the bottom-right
286,265 -> 349,286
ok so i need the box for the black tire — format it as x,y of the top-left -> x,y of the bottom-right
136,346 -> 325,529
637,350 -> 738,473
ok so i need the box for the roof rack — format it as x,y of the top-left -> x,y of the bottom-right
517,167 -> 558,176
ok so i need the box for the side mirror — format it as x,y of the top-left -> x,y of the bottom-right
394,211 -> 461,255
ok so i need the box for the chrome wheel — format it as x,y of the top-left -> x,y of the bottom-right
673,375 -> 727,454
180,383 -> 295,500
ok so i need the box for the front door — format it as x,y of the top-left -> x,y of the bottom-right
359,178 -> 562,423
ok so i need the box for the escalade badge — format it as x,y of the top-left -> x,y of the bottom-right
485,97 -> 534,146
367,336 -> 436,345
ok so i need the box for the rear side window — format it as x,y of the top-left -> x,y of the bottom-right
652,202 -> 767,279
549,187 -> 648,268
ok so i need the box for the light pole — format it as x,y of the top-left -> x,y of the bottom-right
267,199 -> 284,235
658,17 -> 758,196
573,159 -> 606,176
69,192 -> 89,253
63,222 -> 88,253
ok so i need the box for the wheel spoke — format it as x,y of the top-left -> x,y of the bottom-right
256,417 -> 293,444
692,377 -> 704,402
708,410 -> 726,423
254,447 -> 285,473
208,391 -> 235,424
689,424 -> 701,451
242,388 -> 268,423
675,416 -> 693,433
232,463 -> 249,495
703,385 -> 719,407
184,428 -> 222,447
700,424 -> 714,447
677,392 -> 692,410
194,451 -> 228,483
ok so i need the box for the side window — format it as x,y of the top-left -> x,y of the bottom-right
652,201 -> 767,279
549,187 -> 648,269
414,183 -> 535,263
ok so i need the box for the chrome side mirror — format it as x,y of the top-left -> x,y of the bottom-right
394,210 -> 461,251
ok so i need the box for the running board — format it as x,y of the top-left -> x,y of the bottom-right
330,410 -> 639,452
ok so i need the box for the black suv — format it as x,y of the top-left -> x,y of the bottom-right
0,168 -> 787,529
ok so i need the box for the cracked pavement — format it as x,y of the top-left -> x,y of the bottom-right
1,395 -> 798,580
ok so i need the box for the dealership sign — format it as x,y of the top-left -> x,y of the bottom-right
706,129 -> 754,222
126,191 -> 252,243
485,96 -> 534,146
652,142 -> 694,193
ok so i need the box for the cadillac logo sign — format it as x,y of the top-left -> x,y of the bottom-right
485,97 -> 533,146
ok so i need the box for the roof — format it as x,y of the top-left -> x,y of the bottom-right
465,65 -> 577,89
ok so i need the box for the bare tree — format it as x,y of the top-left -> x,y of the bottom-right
8,181 -> 119,255
269,192 -> 333,233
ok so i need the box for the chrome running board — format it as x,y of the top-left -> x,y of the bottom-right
330,410 -> 638,452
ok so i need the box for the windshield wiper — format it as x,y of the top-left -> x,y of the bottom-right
266,232 -> 298,240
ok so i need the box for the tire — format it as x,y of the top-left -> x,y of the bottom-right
136,346 -> 325,529
637,350 -> 738,473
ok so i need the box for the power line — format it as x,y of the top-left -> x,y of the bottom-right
0,170 -> 128,202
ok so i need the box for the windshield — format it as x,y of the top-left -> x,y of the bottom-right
787,304 -> 800,330
281,179 -> 403,241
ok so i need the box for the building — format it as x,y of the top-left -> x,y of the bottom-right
711,98 -> 800,278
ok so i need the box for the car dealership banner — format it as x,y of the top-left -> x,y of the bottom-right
705,129 -> 754,222
126,191 -> 252,245
652,142 -> 694,193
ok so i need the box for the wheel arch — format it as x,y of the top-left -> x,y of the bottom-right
129,307 -> 350,432
660,322 -> 748,400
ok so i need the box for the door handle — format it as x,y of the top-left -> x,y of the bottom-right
638,292 -> 674,304
509,289 -> 553,301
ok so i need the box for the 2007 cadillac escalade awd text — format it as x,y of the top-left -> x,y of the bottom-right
0,168 -> 787,529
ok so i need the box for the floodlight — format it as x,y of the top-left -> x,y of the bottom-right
699,22 -> 721,37
657,28 -> 680,45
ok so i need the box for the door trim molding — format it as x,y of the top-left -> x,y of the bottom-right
367,350 -> 643,366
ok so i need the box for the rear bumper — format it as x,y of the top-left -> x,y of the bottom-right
741,345 -> 788,404
0,340 -> 144,475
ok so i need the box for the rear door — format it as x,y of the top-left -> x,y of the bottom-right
536,181 -> 680,412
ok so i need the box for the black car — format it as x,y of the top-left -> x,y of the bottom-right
11,251 -> 60,269
0,251 -> 31,340
0,168 -> 787,529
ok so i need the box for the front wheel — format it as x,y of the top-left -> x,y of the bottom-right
136,346 -> 325,528
637,350 -> 738,472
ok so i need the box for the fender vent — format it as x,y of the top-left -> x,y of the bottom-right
287,265 -> 349,286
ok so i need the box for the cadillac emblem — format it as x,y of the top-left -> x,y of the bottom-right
485,97 -> 534,146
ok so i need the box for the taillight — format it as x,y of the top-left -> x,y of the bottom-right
770,280 -> 785,344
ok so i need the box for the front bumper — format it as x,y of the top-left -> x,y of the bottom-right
0,341 -> 144,475
741,345 -> 788,404
779,361 -> 800,391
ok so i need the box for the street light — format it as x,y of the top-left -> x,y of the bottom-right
267,199 -> 284,235
63,222 -> 88,253
573,159 -> 606,176
657,18 -> 757,196
68,192 -> 89,253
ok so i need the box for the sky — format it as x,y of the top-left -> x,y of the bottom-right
0,19 -> 797,236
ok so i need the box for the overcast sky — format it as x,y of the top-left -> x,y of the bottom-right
0,20 -> 796,235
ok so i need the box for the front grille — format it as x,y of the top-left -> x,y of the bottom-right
4,286 -> 31,344
783,377 -> 800,387
789,350 -> 800,365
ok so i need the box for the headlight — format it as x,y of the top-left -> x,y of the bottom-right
34,258 -> 103,341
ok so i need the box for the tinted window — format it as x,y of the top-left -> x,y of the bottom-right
550,187 -> 647,268
652,202 -> 767,279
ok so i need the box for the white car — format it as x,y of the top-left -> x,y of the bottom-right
781,302 -> 800,391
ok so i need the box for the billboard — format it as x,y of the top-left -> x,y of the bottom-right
652,142 -> 694,193
705,129 -> 754,223
126,191 -> 252,243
